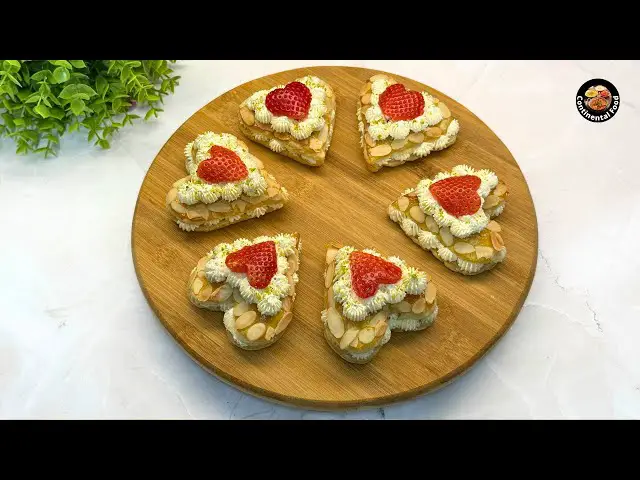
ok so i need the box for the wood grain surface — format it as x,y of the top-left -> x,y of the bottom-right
131,66 -> 538,410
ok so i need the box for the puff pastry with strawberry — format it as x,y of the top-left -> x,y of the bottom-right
188,233 -> 301,350
165,132 -> 288,232
388,165 -> 508,275
322,243 -> 438,364
357,73 -> 459,172
238,76 -> 336,167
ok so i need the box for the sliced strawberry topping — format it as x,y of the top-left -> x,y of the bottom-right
197,145 -> 248,184
378,84 -> 425,121
225,241 -> 278,289
265,81 -> 312,121
429,175 -> 482,217
350,251 -> 402,299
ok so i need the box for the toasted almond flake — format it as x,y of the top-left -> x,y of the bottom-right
369,74 -> 388,82
288,256 -> 298,273
483,195 -> 500,209
310,138 -> 323,151
327,288 -> 335,309
197,283 -> 213,302
350,337 -> 359,348
233,288 -> 244,303
425,282 -> 437,305
253,157 -> 264,169
475,246 -> 494,260
491,231 -> 505,251
494,182 -> 508,197
187,204 -> 209,220
214,284 -> 233,302
232,200 -> 247,213
406,190 -> 418,198
317,124 -> 329,142
274,131 -> 291,141
358,327 -> 376,344
325,262 -> 335,289
409,205 -> 426,224
340,328 -> 359,350
246,322 -> 266,341
412,297 -> 426,314
267,187 -> 280,198
374,321 -> 388,337
487,220 -> 501,232
197,256 -> 208,272
439,103 -> 451,118
192,278 -> 204,295
275,312 -> 293,335
236,311 -> 257,330
397,301 -> 412,313
327,307 -> 344,339
454,242 -> 475,254
408,132 -> 425,143
173,177 -> 188,188
240,106 -> 255,126
171,201 -> 187,214
426,127 -> 443,138
237,140 -> 248,151
397,197 -> 410,212
166,188 -> 177,205
425,216 -> 439,233
439,117 -> 452,132
369,144 -> 392,157
325,247 -> 339,265
369,311 -> 387,327
244,194 -> 267,205
233,302 -> 250,317
207,203 -> 232,212
391,138 -> 407,150
360,82 -> 372,95
264,326 -> 276,341
282,297 -> 292,313
361,93 -> 371,105
365,133 -> 376,147
440,226 -> 454,246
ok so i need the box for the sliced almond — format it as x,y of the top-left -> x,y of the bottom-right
391,138 -> 407,150
264,326 -> 276,341
325,262 -> 335,289
325,247 -> 339,265
340,328 -> 359,350
267,187 -> 280,198
173,177 -> 188,188
411,297 -> 426,314
426,127 -> 442,138
369,311 -> 387,327
408,132 -> 425,144
246,322 -> 266,341
317,124 -> 329,142
493,182 -> 508,197
187,204 -> 209,220
192,278 -> 204,295
475,246 -> 494,260
166,188 -> 177,205
365,133 -> 376,147
369,74 -> 388,82
439,117 -> 452,132
425,282 -> 437,305
326,307 -> 344,339
171,201 -> 186,214
425,216 -> 439,233
237,140 -> 248,151
282,297 -> 292,313
360,82 -> 372,95
369,144 -> 392,157
274,131 -> 291,141
361,93 -> 371,105
374,321 -> 388,337
207,203 -> 231,212
275,312 -> 293,335
233,302 -> 250,317
406,190 -> 418,198
214,284 -> 233,302
244,194 -> 267,205
288,256 -> 298,273
409,206 -> 426,224
239,106 -> 255,126
439,103 -> 451,119
397,197 -> 410,212
197,283 -> 213,302
309,138 -> 323,152
483,195 -> 500,209
396,301 -> 412,313
350,337 -> 359,348
236,311 -> 257,330
197,256 -> 208,272
487,220 -> 501,232
491,231 -> 505,251
357,327 -> 375,345
327,288 -> 335,309
253,157 -> 264,169
439,226 -> 454,246
232,200 -> 247,213
453,242 -> 475,254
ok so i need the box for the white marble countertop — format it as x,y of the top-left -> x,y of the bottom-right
1,60 -> 639,419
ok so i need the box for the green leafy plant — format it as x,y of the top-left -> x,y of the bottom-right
0,60 -> 180,157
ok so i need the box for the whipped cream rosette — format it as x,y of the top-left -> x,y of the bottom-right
321,243 -> 438,364
188,233 -> 301,350
238,75 -> 336,167
165,132 -> 289,232
357,73 -> 459,172
388,164 -> 508,275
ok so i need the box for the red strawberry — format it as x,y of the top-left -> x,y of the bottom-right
265,81 -> 312,121
225,241 -> 278,289
378,84 -> 425,121
350,251 -> 402,299
197,146 -> 248,184
429,175 -> 482,217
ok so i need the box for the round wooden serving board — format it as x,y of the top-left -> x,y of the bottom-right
132,66 -> 538,410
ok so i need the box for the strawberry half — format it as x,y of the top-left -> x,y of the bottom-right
378,84 -> 425,121
429,175 -> 482,217
225,241 -> 278,289
197,145 -> 248,184
265,81 -> 312,121
350,251 -> 402,299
